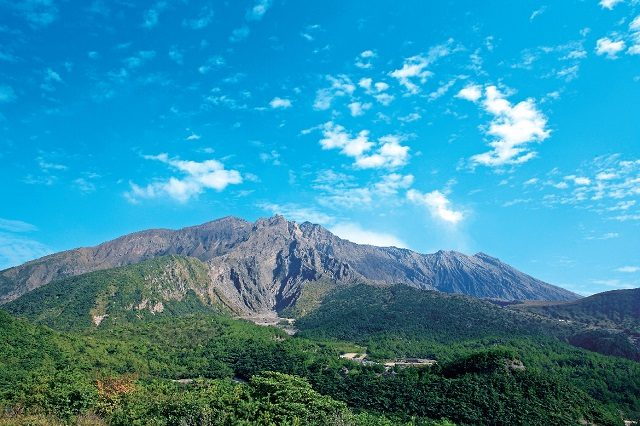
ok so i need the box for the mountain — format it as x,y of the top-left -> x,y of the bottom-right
512,288 -> 640,331
509,288 -> 640,360
0,215 -> 579,314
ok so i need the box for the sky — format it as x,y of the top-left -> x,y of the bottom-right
0,0 -> 639,295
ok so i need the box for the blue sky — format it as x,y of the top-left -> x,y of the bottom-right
0,0 -> 639,295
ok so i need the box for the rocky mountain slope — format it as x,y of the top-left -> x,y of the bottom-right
0,215 -> 579,313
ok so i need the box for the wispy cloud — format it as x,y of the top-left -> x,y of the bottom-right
616,266 -> 639,273
313,75 -> 355,110
0,217 -> 49,269
0,85 -> 16,103
142,1 -> 167,29
528,155 -> 640,220
15,0 -> 59,28
0,218 -> 38,233
183,7 -> 214,30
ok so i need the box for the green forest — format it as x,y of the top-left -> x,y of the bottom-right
2,288 -> 640,425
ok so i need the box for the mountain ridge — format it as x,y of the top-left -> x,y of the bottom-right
0,215 -> 579,312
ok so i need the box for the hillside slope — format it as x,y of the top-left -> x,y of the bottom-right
3,256 -> 234,330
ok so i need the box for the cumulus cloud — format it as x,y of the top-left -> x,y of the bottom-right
348,101 -> 371,116
313,75 -> 355,110
389,55 -> 432,94
595,37 -> 626,58
319,122 -> 410,170
599,0 -> 623,9
456,84 -> 482,102
330,222 -> 408,248
126,154 -> 242,203
407,189 -> 464,225
355,50 -> 376,69
459,85 -> 550,167
246,0 -> 271,21
269,97 -> 292,109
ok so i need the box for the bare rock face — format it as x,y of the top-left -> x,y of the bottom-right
0,215 -> 579,312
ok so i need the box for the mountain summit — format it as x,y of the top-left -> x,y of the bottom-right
0,215 -> 578,313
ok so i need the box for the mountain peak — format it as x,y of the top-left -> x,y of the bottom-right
0,215 -> 580,309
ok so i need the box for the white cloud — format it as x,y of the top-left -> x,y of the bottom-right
348,101 -> 371,116
530,6 -> 546,21
269,97 -> 292,109
124,50 -> 156,68
389,55 -> 432,94
330,222 -> 407,248
585,232 -> 619,240
629,16 -> 640,55
142,2 -> 167,29
319,122 -> 410,170
0,232 -> 51,270
456,84 -> 482,102
398,112 -> 421,123
537,155 -> 640,220
374,173 -> 414,195
599,0 -> 623,9
616,266 -> 639,273
595,37 -> 625,59
258,202 -> 333,225
230,26 -> 250,42
460,85 -> 550,167
313,75 -> 355,110
354,136 -> 410,169
407,189 -> 464,225
565,175 -> 592,185
0,218 -> 38,233
184,7 -> 214,29
126,154 -> 242,203
246,0 -> 272,21
355,50 -> 376,69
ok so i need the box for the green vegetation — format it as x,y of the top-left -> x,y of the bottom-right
2,274 -> 640,424
3,256 -> 232,331
513,288 -> 640,332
